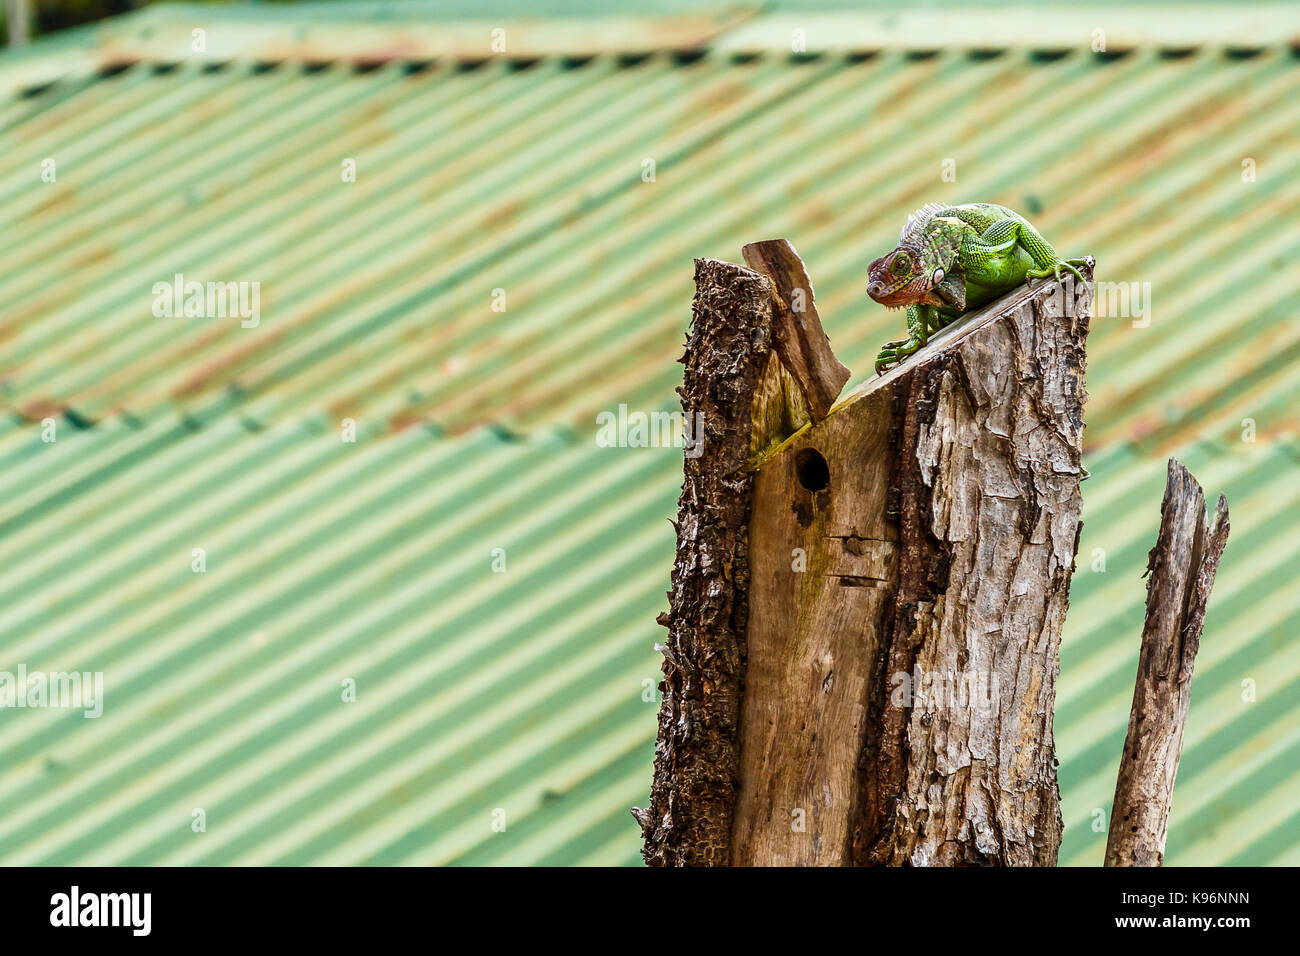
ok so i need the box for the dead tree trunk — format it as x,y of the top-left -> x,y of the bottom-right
637,244 -> 1094,866
1105,460 -> 1230,867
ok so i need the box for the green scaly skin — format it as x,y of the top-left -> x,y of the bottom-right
867,202 -> 1088,374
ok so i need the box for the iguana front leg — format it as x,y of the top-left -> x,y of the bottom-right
979,216 -> 1088,284
875,304 -> 940,374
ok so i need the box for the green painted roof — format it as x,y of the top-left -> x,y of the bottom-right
0,3 -> 1295,865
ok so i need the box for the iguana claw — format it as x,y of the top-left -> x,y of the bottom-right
1026,257 -> 1088,286
874,338 -> 917,375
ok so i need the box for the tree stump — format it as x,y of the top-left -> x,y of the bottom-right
637,245 -> 1094,867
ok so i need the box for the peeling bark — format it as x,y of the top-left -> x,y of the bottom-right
854,276 -> 1090,866
1105,459 -> 1230,868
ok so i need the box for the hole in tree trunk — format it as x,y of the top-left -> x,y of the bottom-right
795,448 -> 830,492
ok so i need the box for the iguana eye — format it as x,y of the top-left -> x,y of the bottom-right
891,252 -> 911,274
932,267 -> 945,283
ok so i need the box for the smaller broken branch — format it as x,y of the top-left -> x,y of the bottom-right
741,239 -> 850,421
1105,459 -> 1230,868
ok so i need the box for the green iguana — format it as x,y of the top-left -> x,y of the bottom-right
868,202 -> 1088,374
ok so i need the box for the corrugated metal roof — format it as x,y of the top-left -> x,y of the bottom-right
0,4 -> 1296,865
5,40 -> 1299,448
0,415 -> 678,865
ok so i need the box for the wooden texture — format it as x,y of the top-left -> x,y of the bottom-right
735,263 -> 1094,866
749,350 -> 810,460
1105,460 -> 1230,868
742,239 -> 851,422
634,258 -> 781,866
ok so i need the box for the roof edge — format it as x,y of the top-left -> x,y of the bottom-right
2,2 -> 1297,95
718,5 -> 1300,53
0,4 -> 758,85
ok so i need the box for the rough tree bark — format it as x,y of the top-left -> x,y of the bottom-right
632,259 -> 774,867
1105,460 -> 1230,868
638,245 -> 1094,867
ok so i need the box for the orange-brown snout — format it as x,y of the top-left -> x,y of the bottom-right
867,253 -> 929,307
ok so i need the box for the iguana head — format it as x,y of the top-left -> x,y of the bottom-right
867,205 -> 962,309
866,245 -> 943,308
